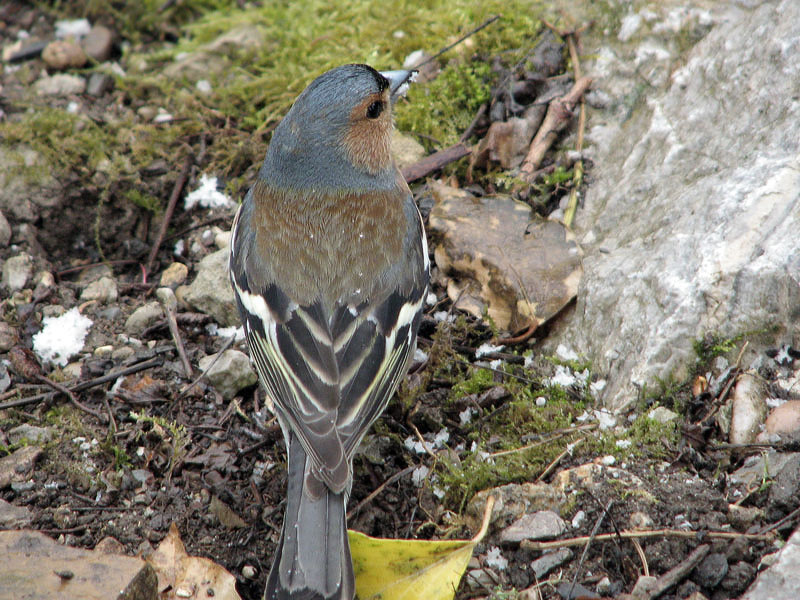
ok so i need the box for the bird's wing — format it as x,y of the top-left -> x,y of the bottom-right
230,198 -> 429,494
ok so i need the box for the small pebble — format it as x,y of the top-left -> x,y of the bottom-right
42,40 -> 87,70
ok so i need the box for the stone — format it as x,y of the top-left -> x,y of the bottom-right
553,462 -> 651,500
34,73 -> 86,96
465,482 -> 565,534
159,262 -> 189,289
545,0 -> 800,410
183,247 -> 238,326
530,548 -> 572,579
731,452 -> 799,487
0,321 -> 19,352
765,400 -> 800,436
499,510 -> 566,543
729,373 -> 767,444
112,346 -> 136,362
164,25 -> 264,81
0,529 -> 157,600
0,499 -> 33,529
741,526 -> 800,600
391,130 -> 426,171
155,287 -> 177,311
79,276 -> 118,304
648,406 -> 678,424
86,72 -> 114,97
7,424 -> 52,445
94,536 -> 126,554
429,181 -> 582,332
0,446 -> 43,489
82,25 -> 114,62
721,560 -> 755,596
124,302 -> 164,335
768,453 -> 800,515
198,349 -> 258,400
2,253 -> 33,291
631,575 -> 659,597
41,39 -> 87,70
0,210 -> 11,247
692,552 -> 728,589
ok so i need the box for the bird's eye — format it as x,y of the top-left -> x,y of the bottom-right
366,100 -> 384,119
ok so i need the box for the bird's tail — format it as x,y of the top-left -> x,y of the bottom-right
265,433 -> 354,600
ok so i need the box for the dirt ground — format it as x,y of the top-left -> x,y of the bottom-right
1,3 -> 798,600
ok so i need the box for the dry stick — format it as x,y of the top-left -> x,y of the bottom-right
521,528 -> 774,552
144,153 -> 194,278
163,301 -> 193,379
519,76 -> 593,182
650,544 -> 710,598
563,33 -> 586,229
413,15 -> 501,70
535,436 -> 587,482
347,465 -> 416,520
177,334 -> 236,398
460,102 -> 488,143
34,374 -> 106,422
568,499 -> 612,600
631,537 -> 650,577
0,356 -> 163,410
401,143 -> 472,183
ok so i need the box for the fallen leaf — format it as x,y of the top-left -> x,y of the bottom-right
210,495 -> 247,529
349,496 -> 494,600
148,523 -> 240,600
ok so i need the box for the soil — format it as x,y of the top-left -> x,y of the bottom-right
1,4 -> 797,600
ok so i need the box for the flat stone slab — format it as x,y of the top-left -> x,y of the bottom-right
740,526 -> 800,600
0,529 -> 157,600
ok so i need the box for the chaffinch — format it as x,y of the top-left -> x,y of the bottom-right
229,64 -> 429,600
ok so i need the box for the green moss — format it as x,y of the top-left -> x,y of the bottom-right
450,367 -> 495,400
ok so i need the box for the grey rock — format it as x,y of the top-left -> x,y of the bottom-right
0,446 -> 42,489
721,560 -> 756,595
2,253 -> 33,291
631,575 -> 658,597
693,552 -> 728,589
86,72 -> 114,97
648,406 -> 678,424
124,302 -> 163,335
79,276 -> 118,304
7,425 -> 53,445
155,287 -> 177,311
183,247 -> 238,326
0,499 -> 33,529
768,454 -> 800,515
530,548 -> 572,579
731,452 -> 800,487
741,526 -> 800,600
499,510 -> 567,543
0,321 -> 18,352
82,25 -> 114,62
0,210 -> 11,247
34,73 -> 86,95
466,482 -> 566,534
199,349 -> 257,399
547,0 -> 800,410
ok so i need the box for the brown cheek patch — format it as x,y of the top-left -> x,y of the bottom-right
341,93 -> 392,174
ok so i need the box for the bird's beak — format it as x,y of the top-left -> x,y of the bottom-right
380,69 -> 417,104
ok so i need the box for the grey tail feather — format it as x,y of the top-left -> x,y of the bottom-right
264,432 -> 354,600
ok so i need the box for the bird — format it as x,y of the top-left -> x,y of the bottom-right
229,64 -> 430,600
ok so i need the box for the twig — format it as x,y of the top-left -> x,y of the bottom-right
519,76 -> 592,182
414,15 -> 501,70
0,357 -> 163,410
177,334 -> 236,397
162,300 -> 193,379
35,374 -> 107,422
650,544 -> 710,598
536,436 -> 586,482
144,153 -> 194,278
520,528 -> 774,552
348,465 -> 416,520
496,322 -> 537,345
562,32 -> 587,229
568,499 -> 611,600
460,102 -> 488,143
631,538 -> 649,576
758,505 -> 800,535
402,143 -> 471,183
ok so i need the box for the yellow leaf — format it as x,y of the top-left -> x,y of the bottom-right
349,496 -> 495,600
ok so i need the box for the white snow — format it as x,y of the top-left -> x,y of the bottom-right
184,174 -> 233,210
32,307 -> 92,366
485,547 -> 508,571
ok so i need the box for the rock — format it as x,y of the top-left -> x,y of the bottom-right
499,510 -> 566,543
429,181 -> 582,332
768,453 -> 800,516
629,511 -> 655,530
2,253 -> 33,291
124,302 -> 163,335
0,321 -> 19,352
159,262 -> 189,289
648,406 -> 679,424
34,73 -> 86,96
199,349 -> 257,400
721,560 -> 756,596
42,39 -> 87,70
82,25 -> 114,62
391,130 -> 426,170
155,287 -> 177,311
164,25 -> 264,81
0,499 -> 33,529
112,346 -> 136,362
7,424 -> 52,445
183,247 -> 238,326
731,452 -> 799,487
741,526 -> 800,600
79,276 -> 118,304
0,446 -> 42,489
33,270 -> 56,297
465,482 -> 565,533
94,536 -> 126,554
530,548 -> 572,579
0,529 -> 157,600
727,504 -> 763,531
547,1 -> 800,410
86,72 -> 114,97
692,552 -> 728,589
0,210 -> 11,247
729,373 -> 767,444
631,575 -> 658,598
765,400 -> 800,436
553,462 -> 651,500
